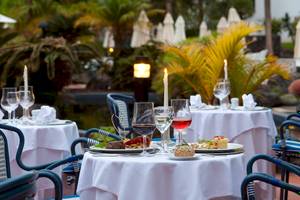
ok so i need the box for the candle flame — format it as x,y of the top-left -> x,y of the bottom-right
164,68 -> 168,74
224,59 -> 227,67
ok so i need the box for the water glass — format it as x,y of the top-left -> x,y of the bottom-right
230,98 -> 239,109
1,87 -> 17,122
154,106 -> 174,152
213,79 -> 230,109
7,91 -> 20,123
19,90 -> 35,121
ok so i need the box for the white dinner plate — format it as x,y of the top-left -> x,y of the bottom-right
194,143 -> 243,153
89,146 -> 158,154
231,106 -> 268,111
168,154 -> 199,161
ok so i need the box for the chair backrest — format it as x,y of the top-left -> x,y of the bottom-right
0,130 -> 11,180
0,172 -> 37,200
107,93 -> 135,131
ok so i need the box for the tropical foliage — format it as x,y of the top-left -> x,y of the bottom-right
153,22 -> 290,104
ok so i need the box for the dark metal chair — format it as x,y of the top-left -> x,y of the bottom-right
106,93 -> 135,137
241,154 -> 300,200
0,124 -> 62,200
272,119 -> 300,200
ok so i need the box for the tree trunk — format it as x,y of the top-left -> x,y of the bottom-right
264,0 -> 273,55
166,0 -> 173,14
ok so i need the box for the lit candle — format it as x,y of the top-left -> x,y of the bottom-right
23,65 -> 28,97
163,68 -> 168,108
224,59 -> 228,80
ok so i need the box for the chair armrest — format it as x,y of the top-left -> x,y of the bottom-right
279,120 -> 300,141
70,137 -> 99,155
38,170 -> 63,200
84,128 -> 121,140
241,172 -> 300,200
286,113 -> 300,121
45,154 -> 84,171
247,154 -> 300,175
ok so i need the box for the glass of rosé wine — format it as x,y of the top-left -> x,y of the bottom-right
171,99 -> 192,145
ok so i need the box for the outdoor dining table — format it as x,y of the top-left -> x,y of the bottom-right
77,152 -> 246,200
2,120 -> 80,199
185,107 -> 277,199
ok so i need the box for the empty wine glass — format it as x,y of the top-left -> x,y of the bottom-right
7,91 -> 20,123
132,102 -> 156,156
213,79 -> 230,109
154,106 -> 174,152
19,90 -> 35,121
1,87 -> 17,122
171,99 -> 192,145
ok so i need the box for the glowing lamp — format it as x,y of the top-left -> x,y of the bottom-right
133,57 -> 151,78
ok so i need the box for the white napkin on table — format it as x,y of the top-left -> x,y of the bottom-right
190,94 -> 203,108
242,94 -> 257,109
35,106 -> 56,124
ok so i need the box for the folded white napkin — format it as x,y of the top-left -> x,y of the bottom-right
35,106 -> 56,124
242,94 -> 257,109
190,94 -> 203,107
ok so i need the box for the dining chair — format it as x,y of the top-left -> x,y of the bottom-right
241,154 -> 300,200
106,93 -> 135,137
0,125 -> 62,200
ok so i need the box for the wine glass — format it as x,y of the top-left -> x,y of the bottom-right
132,102 -> 156,156
1,87 -> 17,122
154,106 -> 174,153
171,99 -> 192,145
7,91 -> 20,124
213,79 -> 230,109
19,90 -> 35,121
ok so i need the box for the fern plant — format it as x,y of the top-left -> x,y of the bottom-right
153,22 -> 290,104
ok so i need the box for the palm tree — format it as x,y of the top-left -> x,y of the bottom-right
264,0 -> 273,54
153,22 -> 289,103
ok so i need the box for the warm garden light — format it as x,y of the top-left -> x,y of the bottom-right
108,47 -> 114,53
133,57 -> 151,78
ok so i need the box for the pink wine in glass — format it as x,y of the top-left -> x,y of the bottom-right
171,118 -> 192,130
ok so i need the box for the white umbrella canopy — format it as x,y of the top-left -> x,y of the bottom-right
155,23 -> 164,42
217,16 -> 229,34
103,28 -> 115,48
228,7 -> 241,25
174,15 -> 186,43
0,14 -> 16,23
294,20 -> 300,59
199,21 -> 210,38
162,12 -> 175,44
130,10 -> 151,48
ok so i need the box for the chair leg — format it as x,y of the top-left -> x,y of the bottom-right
74,171 -> 80,195
280,169 -> 286,200
284,170 -> 290,200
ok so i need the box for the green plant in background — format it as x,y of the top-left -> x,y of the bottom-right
152,22 -> 290,104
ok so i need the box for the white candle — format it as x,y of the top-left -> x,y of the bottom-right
224,59 -> 228,80
163,68 -> 168,108
23,65 -> 28,97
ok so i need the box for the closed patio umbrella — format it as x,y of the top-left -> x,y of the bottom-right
130,10 -> 150,48
155,23 -> 164,42
0,14 -> 16,23
294,20 -> 300,59
217,16 -> 229,34
199,21 -> 210,38
228,7 -> 241,25
174,15 -> 186,43
162,12 -> 175,44
103,28 -> 115,48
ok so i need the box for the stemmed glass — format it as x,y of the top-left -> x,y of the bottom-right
154,106 -> 174,152
7,91 -> 20,123
132,102 -> 156,156
1,87 -> 17,122
171,99 -> 192,145
213,79 -> 230,109
19,90 -> 35,121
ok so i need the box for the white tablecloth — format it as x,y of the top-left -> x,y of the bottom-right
185,108 -> 277,199
3,121 -> 80,198
77,152 -> 246,200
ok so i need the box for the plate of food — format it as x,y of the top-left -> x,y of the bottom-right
191,136 -> 243,153
89,136 -> 158,154
168,144 -> 199,161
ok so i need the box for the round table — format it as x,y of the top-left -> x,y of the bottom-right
185,108 -> 277,199
77,152 -> 246,200
2,120 -> 80,199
